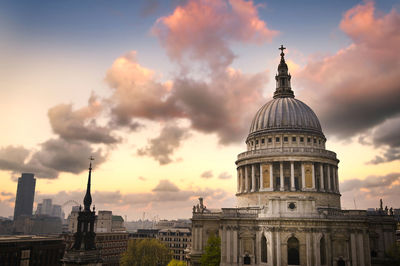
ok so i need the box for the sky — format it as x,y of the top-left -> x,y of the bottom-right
0,0 -> 399,220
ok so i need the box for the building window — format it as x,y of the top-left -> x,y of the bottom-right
287,236 -> 300,265
261,235 -> 268,263
276,137 -> 280,143
256,140 -> 259,145
268,138 -> 272,143
261,138 -> 265,144
307,137 -> 311,143
319,139 -> 321,144
313,138 -> 316,144
320,236 -> 326,265
292,137 -> 296,142
244,255 -> 251,265
284,136 -> 288,142
300,137 -> 304,142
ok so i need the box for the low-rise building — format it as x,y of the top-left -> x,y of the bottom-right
63,232 -> 129,266
158,228 -> 191,261
0,235 -> 65,266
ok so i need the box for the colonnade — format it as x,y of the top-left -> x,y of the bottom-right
237,161 -> 339,194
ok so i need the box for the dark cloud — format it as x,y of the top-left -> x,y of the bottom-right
30,138 -> 107,176
201,170 -> 213,179
1,191 -> 13,197
340,173 -> 400,210
218,172 -> 232,180
137,123 -> 190,165
296,2 -> 400,143
340,172 -> 400,193
368,147 -> 400,165
0,139 -> 107,179
48,93 -> 119,144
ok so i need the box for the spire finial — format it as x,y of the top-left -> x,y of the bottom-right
279,45 -> 286,57
273,45 -> 294,99
83,156 -> 94,212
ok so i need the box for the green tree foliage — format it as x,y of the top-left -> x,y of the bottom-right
200,233 -> 221,266
167,259 -> 186,266
120,238 -> 172,266
383,244 -> 400,266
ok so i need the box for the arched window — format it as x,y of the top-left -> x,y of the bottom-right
261,235 -> 268,263
337,258 -> 345,266
320,236 -> 326,265
287,236 -> 300,265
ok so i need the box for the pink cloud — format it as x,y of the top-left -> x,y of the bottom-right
152,0 -> 278,70
296,1 -> 400,145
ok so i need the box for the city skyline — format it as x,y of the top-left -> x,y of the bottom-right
1,0 -> 400,219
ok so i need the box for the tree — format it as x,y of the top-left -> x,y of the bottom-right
167,259 -> 186,266
383,244 -> 400,266
120,238 -> 172,266
200,233 -> 221,266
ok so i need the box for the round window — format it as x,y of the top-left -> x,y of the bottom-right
288,202 -> 296,210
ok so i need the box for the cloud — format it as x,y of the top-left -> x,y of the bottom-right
138,176 -> 146,181
340,172 -> 400,210
0,139 -> 107,179
218,172 -> 232,180
152,179 -> 180,192
48,93 -> 119,144
107,53 -> 268,146
137,123 -> 190,165
296,1 -> 400,144
32,179 -> 231,219
1,192 -> 13,197
201,170 -> 213,179
106,51 -> 182,126
152,0 -> 277,71
340,172 -> 400,193
30,138 -> 107,176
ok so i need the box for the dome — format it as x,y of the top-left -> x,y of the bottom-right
248,97 -> 323,137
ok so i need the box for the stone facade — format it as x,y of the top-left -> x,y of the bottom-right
189,47 -> 397,266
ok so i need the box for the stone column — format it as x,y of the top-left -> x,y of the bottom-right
221,226 -> 226,261
306,233 -> 312,266
301,163 -> 306,190
280,162 -> 284,191
351,233 -> 358,266
270,164 -> 274,191
313,233 -> 320,266
331,165 -> 336,192
320,164 -> 325,191
237,168 -> 240,193
312,163 -> 316,190
245,166 -> 248,192
233,229 -> 238,264
251,164 -> 256,192
290,161 -> 295,191
226,228 -> 231,263
276,231 -> 281,266
200,227 -> 203,251
335,167 -> 339,193
358,233 -> 365,266
193,227 -> 197,250
327,164 -> 331,191
259,164 -> 263,190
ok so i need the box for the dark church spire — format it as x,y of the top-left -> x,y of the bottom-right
83,156 -> 94,212
273,45 -> 295,99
